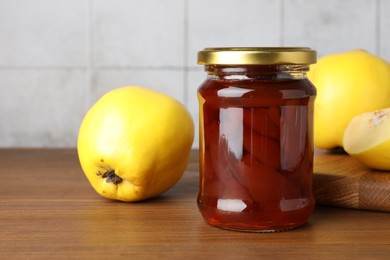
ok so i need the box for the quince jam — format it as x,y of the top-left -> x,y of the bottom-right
197,48 -> 317,232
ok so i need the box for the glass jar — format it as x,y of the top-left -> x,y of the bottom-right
196,47 -> 317,232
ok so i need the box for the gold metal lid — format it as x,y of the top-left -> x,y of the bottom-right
197,47 -> 316,65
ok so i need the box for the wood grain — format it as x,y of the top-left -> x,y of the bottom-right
0,149 -> 389,259
314,150 -> 390,212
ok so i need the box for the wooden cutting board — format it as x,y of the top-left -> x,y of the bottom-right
313,150 -> 390,213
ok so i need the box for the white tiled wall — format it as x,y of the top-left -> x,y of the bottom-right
0,0 -> 389,148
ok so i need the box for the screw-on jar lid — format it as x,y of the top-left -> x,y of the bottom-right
197,47 -> 316,65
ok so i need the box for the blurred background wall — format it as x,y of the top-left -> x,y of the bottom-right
0,0 -> 389,148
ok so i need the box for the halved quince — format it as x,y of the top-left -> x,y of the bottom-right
343,107 -> 390,170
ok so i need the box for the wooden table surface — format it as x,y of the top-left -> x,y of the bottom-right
0,149 -> 389,259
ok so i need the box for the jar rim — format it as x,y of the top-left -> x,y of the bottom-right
197,47 -> 316,65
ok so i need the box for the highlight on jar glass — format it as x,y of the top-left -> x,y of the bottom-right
196,47 -> 317,232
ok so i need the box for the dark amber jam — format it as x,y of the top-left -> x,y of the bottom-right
197,55 -> 317,232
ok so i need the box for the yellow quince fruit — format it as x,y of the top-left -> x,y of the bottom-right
308,49 -> 390,149
77,86 -> 194,201
343,107 -> 390,170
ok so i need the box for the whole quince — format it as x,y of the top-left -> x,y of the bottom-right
77,86 -> 194,202
343,107 -> 390,170
308,49 -> 390,149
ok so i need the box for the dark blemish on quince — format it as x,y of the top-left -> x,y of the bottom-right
96,169 -> 123,185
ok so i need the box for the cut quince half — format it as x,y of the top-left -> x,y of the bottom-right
343,107 -> 390,170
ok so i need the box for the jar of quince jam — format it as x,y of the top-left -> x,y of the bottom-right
196,47 -> 317,232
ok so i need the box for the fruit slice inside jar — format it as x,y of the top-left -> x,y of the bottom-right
343,107 -> 390,170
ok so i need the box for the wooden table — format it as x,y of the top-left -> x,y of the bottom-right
0,149 -> 389,259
